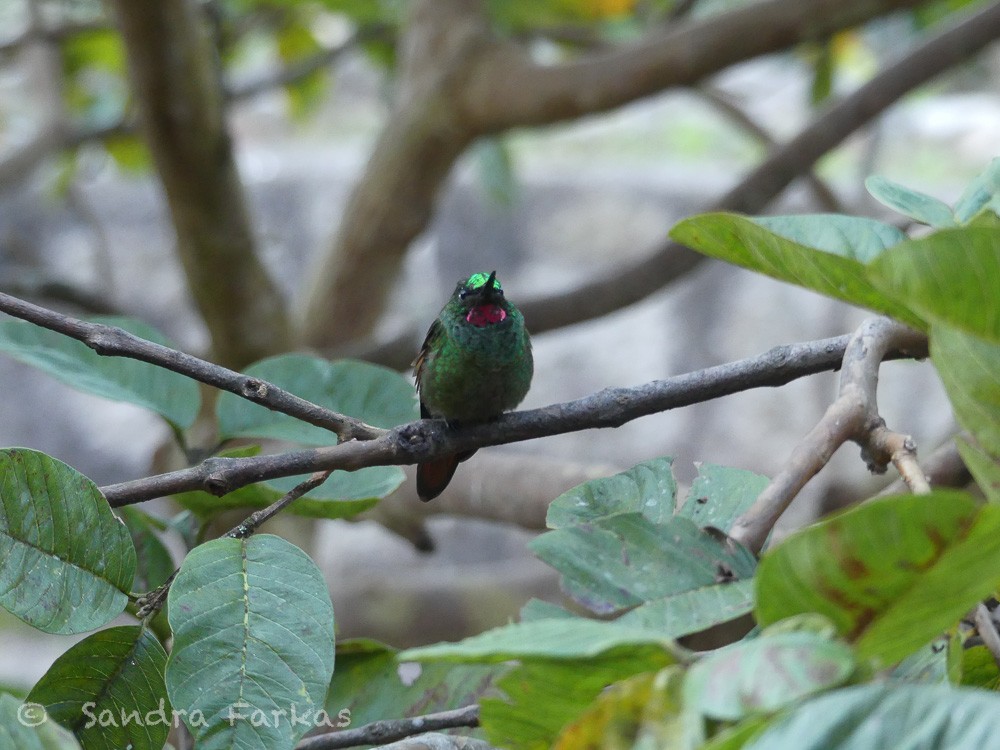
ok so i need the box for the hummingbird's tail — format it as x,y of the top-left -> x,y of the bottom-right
416,449 -> 477,501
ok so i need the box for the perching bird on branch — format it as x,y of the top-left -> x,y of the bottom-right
413,271 -> 533,501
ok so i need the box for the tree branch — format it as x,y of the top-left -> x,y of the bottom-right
467,0 -> 929,130
729,317 -> 928,554
99,329 -> 922,507
109,0 -> 290,367
297,705 -> 480,750
517,0 -> 1000,336
0,292 -> 383,442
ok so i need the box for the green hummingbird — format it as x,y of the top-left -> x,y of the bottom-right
413,271 -> 533,501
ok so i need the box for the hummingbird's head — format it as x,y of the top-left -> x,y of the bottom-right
456,271 -> 507,327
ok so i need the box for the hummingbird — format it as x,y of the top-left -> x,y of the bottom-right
413,271 -> 533,501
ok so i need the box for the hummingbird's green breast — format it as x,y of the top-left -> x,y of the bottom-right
415,273 -> 533,423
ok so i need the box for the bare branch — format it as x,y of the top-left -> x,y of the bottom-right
297,705 -> 480,750
109,0 -> 290,367
879,438 -> 972,496
0,292 -> 383,442
228,470 -> 332,538
99,329 -> 923,507
865,426 -> 931,494
730,318 -> 928,554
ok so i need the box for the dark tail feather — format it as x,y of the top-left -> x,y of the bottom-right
416,449 -> 478,502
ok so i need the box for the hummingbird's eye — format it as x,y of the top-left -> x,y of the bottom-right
459,289 -> 470,301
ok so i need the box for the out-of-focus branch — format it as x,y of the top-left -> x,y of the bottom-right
296,706 -> 480,750
517,0 -> 1000,336
108,0 -> 290,367
302,0 -> 934,351
336,0 -> 1000,367
730,318 -> 929,554
98,329 -> 923,507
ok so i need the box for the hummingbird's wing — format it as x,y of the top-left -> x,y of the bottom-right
412,318 -> 443,402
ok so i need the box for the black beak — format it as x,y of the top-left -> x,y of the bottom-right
482,270 -> 499,301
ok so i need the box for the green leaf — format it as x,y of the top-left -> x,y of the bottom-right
104,134 -> 150,173
961,645 -> 1000,690
743,684 -> 1000,750
546,457 -> 677,528
678,463 -> 769,532
956,436 -> 1000,505
553,667 -> 699,750
0,448 -> 135,634
165,534 -> 335,749
931,325 -> 1000,502
400,618 -> 678,663
809,40 -> 834,105
684,632 -> 855,721
670,212 -> 921,327
519,598 -> 578,622
28,626 -> 169,750
0,693 -> 81,750
531,513 -> 756,615
277,22 -> 326,119
118,508 -> 174,591
616,579 -> 755,637
864,175 -> 956,228
0,317 -> 200,430
756,492 -> 1000,665
954,157 -> 1000,223
326,639 -> 499,729
216,354 -> 417,443
889,634 -> 961,686
480,649 -> 677,750
868,227 -> 1000,342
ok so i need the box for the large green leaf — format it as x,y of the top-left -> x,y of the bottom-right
683,632 -> 855,721
0,448 -> 135,634
553,667 -> 699,750
0,693 -> 81,750
165,534 -> 335,750
531,513 -> 756,615
28,626 -> 168,750
669,213 -> 921,327
743,684 -> 1000,750
930,325 -> 1000,501
326,639 -> 499,729
483,654 -> 676,750
678,463 -> 769,532
0,317 -> 200,429
545,457 -> 677,528
400,618 -> 678,663
864,175 -> 956,228
756,492 -> 1000,665
616,578 -> 755,637
216,354 -> 418,444
868,227 -> 1000,343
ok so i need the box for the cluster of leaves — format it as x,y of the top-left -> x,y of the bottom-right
0,160 -> 998,750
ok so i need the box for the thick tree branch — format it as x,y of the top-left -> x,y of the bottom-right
467,0 -> 929,130
729,317 -> 928,554
303,0 -> 933,351
0,292 -> 383,441
517,0 -> 1000,335
109,0 -> 290,367
297,705 -> 479,750
99,330 -> 922,507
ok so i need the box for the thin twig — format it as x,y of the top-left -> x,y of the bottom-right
99,329 -> 925,507
228,470 -> 331,538
0,292 -> 383,441
730,317 -> 928,554
866,425 -> 931,494
134,471 -> 331,619
296,705 -> 480,750
975,604 -> 1000,670
879,438 -> 972,496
